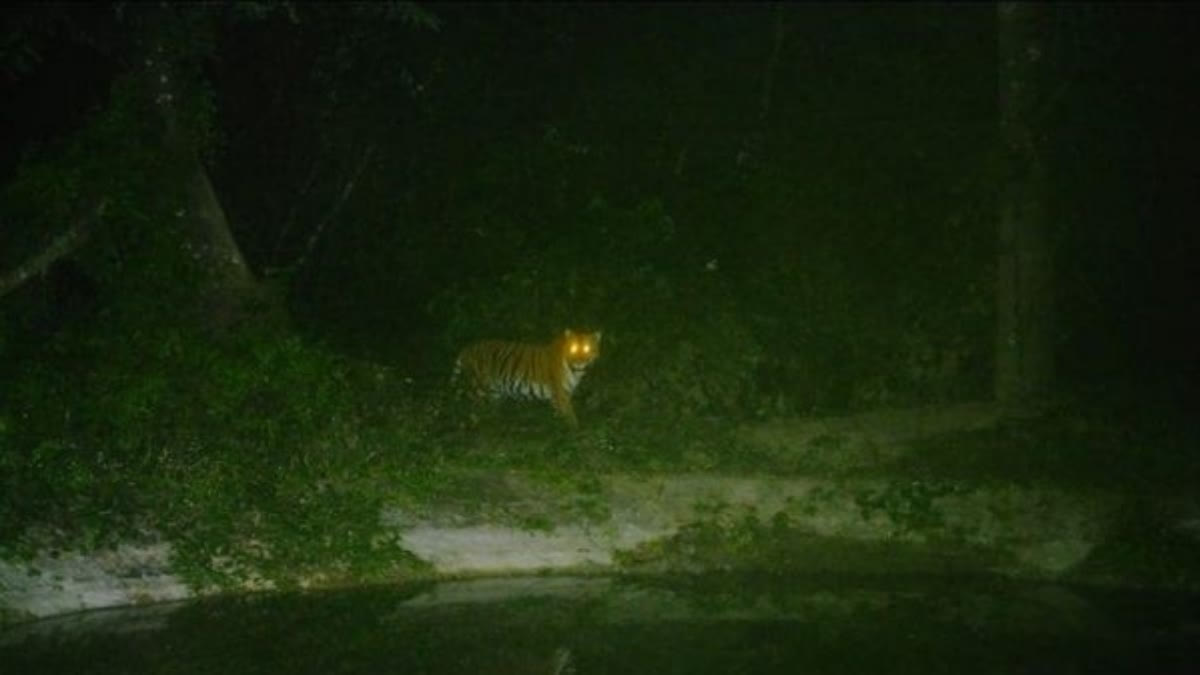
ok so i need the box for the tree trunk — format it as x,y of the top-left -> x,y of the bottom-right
147,42 -> 268,330
995,2 -> 1055,416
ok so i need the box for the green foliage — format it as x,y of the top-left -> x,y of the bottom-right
0,308 -> 439,585
853,480 -> 965,536
1,4 -> 1196,597
0,2 -> 451,584
427,165 -> 989,427
429,196 -> 763,423
270,3 -> 995,423
724,135 -> 994,415
0,76 -> 210,324
0,3 -> 999,585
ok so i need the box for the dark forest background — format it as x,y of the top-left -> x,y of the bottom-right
0,3 -> 1197,560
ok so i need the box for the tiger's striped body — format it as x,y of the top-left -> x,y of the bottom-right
454,329 -> 602,427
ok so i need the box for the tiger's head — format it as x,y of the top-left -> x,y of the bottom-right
561,329 -> 602,373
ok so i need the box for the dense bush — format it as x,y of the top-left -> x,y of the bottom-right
429,197 -> 763,424
428,181 -> 991,427
0,309 -> 432,583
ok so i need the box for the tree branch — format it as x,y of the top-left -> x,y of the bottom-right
0,198 -> 108,299
291,143 -> 376,275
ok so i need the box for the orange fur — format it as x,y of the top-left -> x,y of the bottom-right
454,329 -> 602,427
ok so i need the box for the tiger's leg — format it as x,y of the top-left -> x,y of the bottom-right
551,389 -> 579,428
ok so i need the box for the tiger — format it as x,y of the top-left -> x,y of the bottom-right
453,329 -> 602,427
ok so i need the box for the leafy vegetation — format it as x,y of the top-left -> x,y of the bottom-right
1,4 -> 1197,591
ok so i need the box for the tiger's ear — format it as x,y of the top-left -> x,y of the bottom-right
593,331 -> 603,344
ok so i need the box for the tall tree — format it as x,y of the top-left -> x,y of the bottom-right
995,2 -> 1054,415
0,4 -> 260,329
1,3 -> 436,330
139,6 -> 264,327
